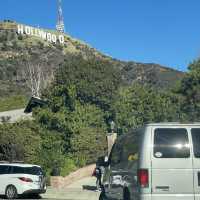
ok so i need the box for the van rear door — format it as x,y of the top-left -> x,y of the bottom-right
191,128 -> 200,200
151,128 -> 194,200
104,133 -> 139,200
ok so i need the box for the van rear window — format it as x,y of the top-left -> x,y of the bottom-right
154,128 -> 190,158
191,129 -> 200,158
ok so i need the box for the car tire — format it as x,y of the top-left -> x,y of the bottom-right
5,185 -> 18,199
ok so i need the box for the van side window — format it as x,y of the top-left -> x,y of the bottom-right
191,128 -> 200,158
110,133 -> 138,169
12,166 -> 24,174
154,128 -> 190,158
110,141 -> 122,167
0,165 -> 10,174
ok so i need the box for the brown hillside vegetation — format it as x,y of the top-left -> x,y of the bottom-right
0,20 -> 184,109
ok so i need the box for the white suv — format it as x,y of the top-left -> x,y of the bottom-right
0,163 -> 46,199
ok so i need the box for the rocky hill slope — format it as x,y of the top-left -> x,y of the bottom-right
0,21 -> 184,102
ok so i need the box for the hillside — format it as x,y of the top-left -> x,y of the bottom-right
1,21 -> 197,175
0,21 -> 184,109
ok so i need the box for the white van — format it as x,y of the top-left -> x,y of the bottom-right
0,163 -> 46,199
100,123 -> 200,200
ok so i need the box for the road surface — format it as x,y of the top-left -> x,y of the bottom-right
42,177 -> 100,200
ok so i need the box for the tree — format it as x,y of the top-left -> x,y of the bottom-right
35,85 -> 107,165
70,127 -> 107,165
0,121 -> 41,163
54,54 -> 121,113
0,120 -> 70,176
22,61 -> 54,97
113,84 -> 182,134
175,59 -> 200,121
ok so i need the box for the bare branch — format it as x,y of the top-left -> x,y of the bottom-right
22,61 -> 54,98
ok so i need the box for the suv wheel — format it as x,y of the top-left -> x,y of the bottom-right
5,185 -> 18,199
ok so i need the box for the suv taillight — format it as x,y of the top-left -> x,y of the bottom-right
138,169 -> 149,188
19,177 -> 33,182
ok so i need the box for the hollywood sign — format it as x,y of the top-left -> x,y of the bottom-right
17,24 -> 65,44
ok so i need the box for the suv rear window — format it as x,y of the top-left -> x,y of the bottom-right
0,165 -> 11,174
191,128 -> 200,158
24,167 -> 43,175
11,166 -> 43,175
154,128 -> 190,158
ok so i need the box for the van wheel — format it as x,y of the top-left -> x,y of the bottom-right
5,185 -> 18,199
123,188 -> 130,200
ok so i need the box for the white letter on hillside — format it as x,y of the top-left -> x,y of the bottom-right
59,35 -> 65,44
52,34 -> 57,43
30,27 -> 35,36
25,26 -> 31,35
39,31 -> 47,40
38,30 -> 43,38
34,29 -> 39,37
17,25 -> 24,34
47,33 -> 52,42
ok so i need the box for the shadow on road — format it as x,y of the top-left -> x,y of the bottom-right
0,194 -> 42,199
82,185 -> 97,191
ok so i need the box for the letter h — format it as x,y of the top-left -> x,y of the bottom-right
17,25 -> 24,34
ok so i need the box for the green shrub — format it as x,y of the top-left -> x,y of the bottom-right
60,157 -> 77,177
0,95 -> 28,112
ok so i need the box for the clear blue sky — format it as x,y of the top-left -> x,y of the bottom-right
1,0 -> 200,71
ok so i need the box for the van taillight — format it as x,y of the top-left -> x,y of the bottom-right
138,169 -> 149,188
19,177 -> 33,182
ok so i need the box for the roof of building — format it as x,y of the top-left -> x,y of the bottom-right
24,96 -> 47,113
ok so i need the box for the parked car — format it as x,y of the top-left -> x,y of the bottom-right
0,163 -> 46,199
100,123 -> 200,200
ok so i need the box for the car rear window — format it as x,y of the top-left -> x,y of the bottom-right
154,128 -> 190,158
12,166 -> 43,175
24,167 -> 43,175
191,128 -> 200,158
0,165 -> 11,174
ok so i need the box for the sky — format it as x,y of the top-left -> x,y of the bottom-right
1,0 -> 200,71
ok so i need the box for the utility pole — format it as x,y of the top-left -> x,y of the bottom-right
56,0 -> 65,33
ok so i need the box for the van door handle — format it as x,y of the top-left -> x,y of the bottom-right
156,186 -> 169,191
